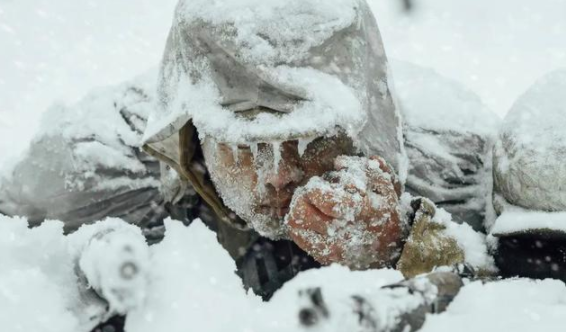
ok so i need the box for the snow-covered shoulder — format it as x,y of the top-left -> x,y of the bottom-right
391,60 -> 500,137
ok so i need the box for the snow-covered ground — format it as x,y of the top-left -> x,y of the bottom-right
2,215 -> 566,332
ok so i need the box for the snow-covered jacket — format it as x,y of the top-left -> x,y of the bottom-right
0,73 -> 167,233
392,61 -> 500,231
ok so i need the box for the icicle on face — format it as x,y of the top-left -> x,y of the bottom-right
298,137 -> 316,158
231,144 -> 239,164
272,141 -> 282,174
250,143 -> 259,162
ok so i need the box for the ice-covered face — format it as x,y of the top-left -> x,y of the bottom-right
202,132 -> 356,239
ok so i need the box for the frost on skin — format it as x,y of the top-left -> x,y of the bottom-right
286,155 -> 403,270
202,130 -> 356,240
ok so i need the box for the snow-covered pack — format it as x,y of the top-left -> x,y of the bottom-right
0,72 -> 166,232
491,69 -> 566,236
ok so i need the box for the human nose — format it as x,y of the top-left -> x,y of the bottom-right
265,161 -> 304,191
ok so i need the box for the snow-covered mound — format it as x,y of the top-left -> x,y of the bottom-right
392,60 -> 501,230
2,215 -> 566,332
493,69 -> 566,217
420,278 -> 566,332
0,218 -> 82,332
125,219 -> 262,332
0,216 -> 147,332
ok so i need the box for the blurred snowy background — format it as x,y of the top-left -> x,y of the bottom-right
1,0 -> 566,168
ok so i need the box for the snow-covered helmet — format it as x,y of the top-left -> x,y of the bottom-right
142,0 -> 405,228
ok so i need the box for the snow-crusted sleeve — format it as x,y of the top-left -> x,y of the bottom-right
0,72 -> 172,233
392,61 -> 501,231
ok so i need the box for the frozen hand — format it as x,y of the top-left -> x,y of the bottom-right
286,156 -> 403,269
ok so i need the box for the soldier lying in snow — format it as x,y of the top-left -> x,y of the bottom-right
0,0 -> 497,299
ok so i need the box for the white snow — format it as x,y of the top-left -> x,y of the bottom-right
2,215 -> 566,332
146,66 -> 365,145
491,208 -> 566,236
72,220 -> 151,315
177,0 -> 357,65
0,216 -> 148,332
125,219 -> 262,332
420,279 -> 566,332
498,69 -> 566,154
434,208 -> 496,271
392,60 -> 500,137
0,217 -> 82,332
